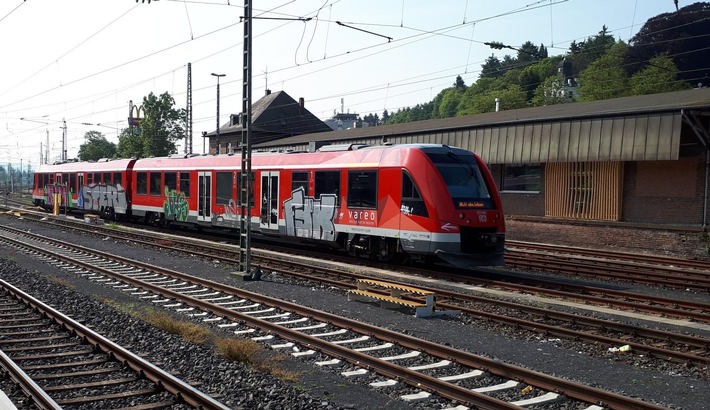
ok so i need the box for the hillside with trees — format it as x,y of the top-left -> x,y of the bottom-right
365,2 -> 708,126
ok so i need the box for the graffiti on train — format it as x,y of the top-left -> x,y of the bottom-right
283,187 -> 337,241
80,184 -> 128,213
163,187 -> 189,222
46,184 -> 73,207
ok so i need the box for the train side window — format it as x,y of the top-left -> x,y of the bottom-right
347,170 -> 377,209
216,172 -> 233,205
86,173 -> 93,185
137,172 -> 148,195
150,172 -> 162,196
113,172 -> 122,187
102,172 -> 111,184
315,171 -> 340,206
179,172 -> 190,197
237,172 -> 255,206
62,173 -> 69,186
291,171 -> 309,194
165,172 -> 177,192
402,171 -> 428,217
49,174 -> 55,184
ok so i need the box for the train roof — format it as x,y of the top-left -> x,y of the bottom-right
36,158 -> 136,173
131,144 -> 466,171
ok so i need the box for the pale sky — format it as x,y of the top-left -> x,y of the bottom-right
0,0 -> 693,166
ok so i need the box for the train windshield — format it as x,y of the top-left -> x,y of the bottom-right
426,152 -> 494,209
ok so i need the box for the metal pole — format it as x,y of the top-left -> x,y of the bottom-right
211,73 -> 226,154
239,0 -> 255,277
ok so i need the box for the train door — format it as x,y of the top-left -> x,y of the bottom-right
76,173 -> 84,209
259,171 -> 279,231
198,172 -> 212,222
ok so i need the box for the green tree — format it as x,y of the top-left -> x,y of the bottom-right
567,25 -> 616,77
629,54 -> 689,95
116,128 -> 145,158
438,89 -> 462,118
117,91 -> 185,158
628,2 -> 710,84
480,55 -> 504,78
77,131 -> 117,161
517,41 -> 542,64
454,75 -> 467,91
517,56 -> 563,102
578,41 -> 630,101
457,79 -> 527,116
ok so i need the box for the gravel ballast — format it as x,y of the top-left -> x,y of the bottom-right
0,214 -> 709,409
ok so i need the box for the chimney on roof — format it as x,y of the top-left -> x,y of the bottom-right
265,89 -> 271,96
299,97 -> 305,109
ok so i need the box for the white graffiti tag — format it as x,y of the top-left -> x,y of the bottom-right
283,187 -> 337,241
81,183 -> 128,213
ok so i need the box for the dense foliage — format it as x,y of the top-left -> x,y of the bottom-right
77,131 -> 117,161
117,92 -> 186,158
365,3 -> 706,125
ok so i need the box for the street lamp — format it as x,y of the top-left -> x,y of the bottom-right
211,73 -> 226,154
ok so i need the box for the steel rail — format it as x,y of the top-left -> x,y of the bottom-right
24,214 -> 709,321
508,240 -> 710,272
505,252 -> 710,290
0,278 -> 230,410
0,349 -> 62,410
0,234 -> 521,410
259,267 -> 710,365
2,231 -> 670,410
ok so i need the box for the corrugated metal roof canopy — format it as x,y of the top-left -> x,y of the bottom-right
255,88 -> 710,164
472,112 -> 681,164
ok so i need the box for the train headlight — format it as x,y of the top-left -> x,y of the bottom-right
459,213 -> 465,219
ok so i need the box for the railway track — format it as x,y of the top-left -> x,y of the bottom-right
4,210 -> 709,365
25,209 -> 710,323
506,240 -> 710,290
0,224 -> 670,409
0,278 -> 229,409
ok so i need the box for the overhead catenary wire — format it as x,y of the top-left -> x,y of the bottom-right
3,1 -> 704,157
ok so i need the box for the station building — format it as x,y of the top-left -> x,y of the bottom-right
214,88 -> 710,258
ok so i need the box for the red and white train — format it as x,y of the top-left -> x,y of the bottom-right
32,144 -> 505,267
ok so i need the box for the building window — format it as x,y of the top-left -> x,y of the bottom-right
347,170 -> 377,209
545,162 -> 622,221
502,164 -> 541,192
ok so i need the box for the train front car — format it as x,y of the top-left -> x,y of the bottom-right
404,145 -> 505,268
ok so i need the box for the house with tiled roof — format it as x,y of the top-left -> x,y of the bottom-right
203,90 -> 332,154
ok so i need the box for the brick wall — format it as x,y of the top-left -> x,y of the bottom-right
622,157 -> 705,225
